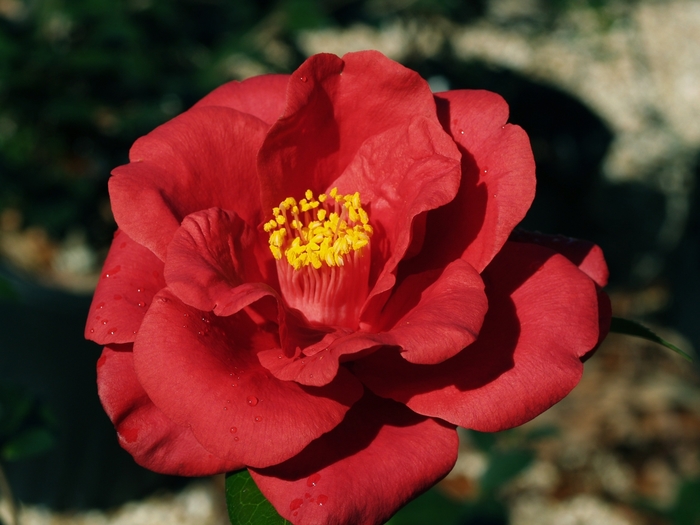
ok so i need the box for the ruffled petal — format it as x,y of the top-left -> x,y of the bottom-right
132,289 -> 363,468
251,391 -> 458,525
165,208 -> 277,315
331,117 -> 461,324
109,106 -> 268,259
193,74 -> 289,125
258,51 -> 444,213
97,345 -> 240,475
509,229 -> 609,287
354,241 -> 603,431
411,90 -> 536,274
258,259 -> 486,385
85,230 -> 165,345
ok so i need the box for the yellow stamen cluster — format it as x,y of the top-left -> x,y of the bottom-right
263,188 -> 373,270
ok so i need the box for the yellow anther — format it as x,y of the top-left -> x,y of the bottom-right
266,188 -> 372,269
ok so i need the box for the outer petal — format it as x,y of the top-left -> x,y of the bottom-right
258,259 -> 487,386
85,230 -> 165,345
97,345 -> 240,475
109,106 -> 268,260
133,289 -> 363,468
164,208 -> 276,316
411,90 -> 536,274
509,229 -> 609,287
258,51 -> 445,212
193,74 -> 289,125
251,391 -> 458,525
354,242 -> 602,431
331,117 -> 461,323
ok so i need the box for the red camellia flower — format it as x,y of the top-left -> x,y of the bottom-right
86,51 -> 610,524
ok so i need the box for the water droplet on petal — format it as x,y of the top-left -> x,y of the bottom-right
109,329 -> 117,335
230,426 -> 237,434
223,407 -> 227,411
234,436 -> 239,441
300,76 -> 307,83
254,416 -> 262,422
95,302 -> 105,310
459,129 -> 465,135
137,301 -> 146,307
247,396 -> 258,406
102,319 -> 108,325
307,473 -> 321,487
317,494 -> 328,506
183,313 -> 189,317
89,328 -> 95,333
137,287 -> 143,293
290,499 -> 303,511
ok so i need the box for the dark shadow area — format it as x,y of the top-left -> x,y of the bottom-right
0,266 -> 188,509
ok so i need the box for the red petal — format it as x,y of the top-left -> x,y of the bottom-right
85,230 -> 165,345
332,116 -> 461,323
509,229 -> 610,287
354,242 -> 603,431
258,259 -> 486,385
193,74 -> 289,125
97,345 -> 240,475
413,90 -> 536,273
251,391 -> 458,525
132,289 -> 363,468
164,208 -> 277,315
258,51 -> 444,212
109,106 -> 268,259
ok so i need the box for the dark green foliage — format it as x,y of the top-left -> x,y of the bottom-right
225,469 -> 291,525
0,384 -> 55,461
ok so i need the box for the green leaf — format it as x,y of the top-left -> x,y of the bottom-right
610,317 -> 692,361
1,427 -> 54,461
0,276 -> 18,301
225,469 -> 291,525
480,448 -> 534,493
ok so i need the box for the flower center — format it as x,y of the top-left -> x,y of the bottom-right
264,188 -> 373,328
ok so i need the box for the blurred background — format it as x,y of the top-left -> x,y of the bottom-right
0,0 -> 699,523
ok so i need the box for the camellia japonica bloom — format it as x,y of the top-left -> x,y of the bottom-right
86,50 -> 610,525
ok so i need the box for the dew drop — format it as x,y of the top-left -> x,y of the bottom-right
95,302 -> 105,310
95,315 -> 101,320
234,436 -> 239,441
183,313 -> 189,317
133,330 -> 138,335
137,287 -> 143,293
230,426 -> 237,434
226,399 -> 231,404
137,301 -> 146,307
102,319 -> 108,325
109,329 -> 117,335
89,328 -> 95,333
290,498 -> 303,511
254,416 -> 262,422
223,407 -> 227,411
299,76 -> 307,83
317,494 -> 328,506
247,395 -> 259,406
293,512 -> 298,517
307,473 -> 321,487
231,383 -> 237,388
277,354 -> 283,359
459,129 -> 465,135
